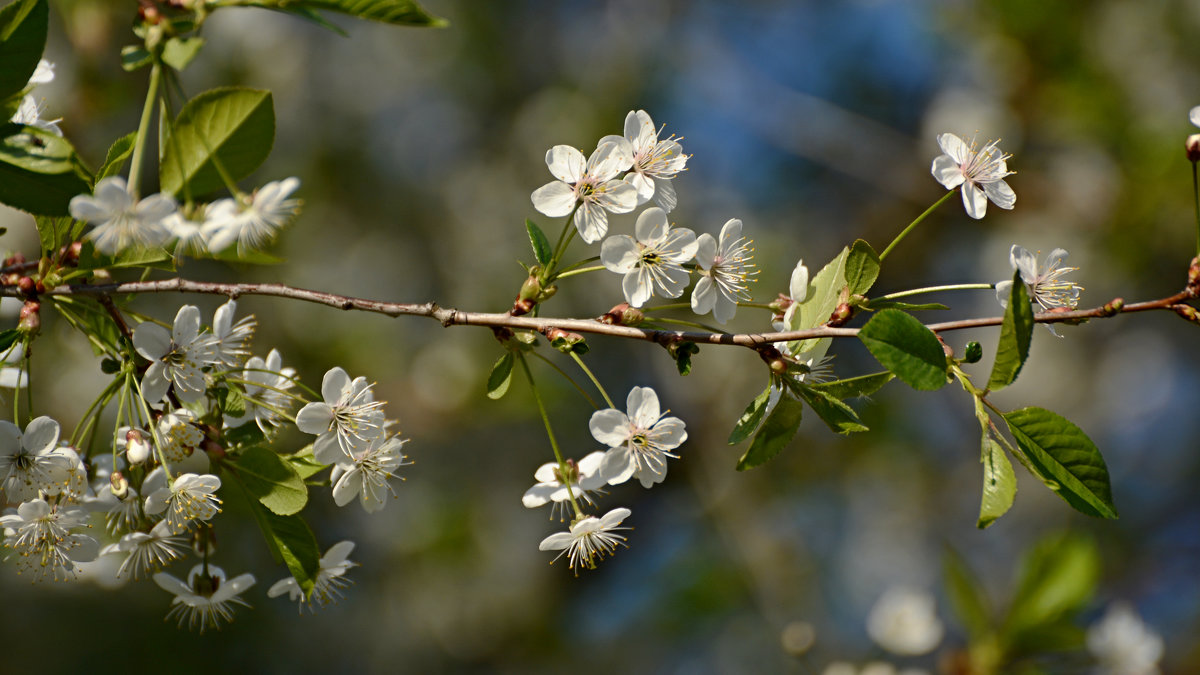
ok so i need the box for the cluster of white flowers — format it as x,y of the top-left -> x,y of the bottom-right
68,176 -> 302,257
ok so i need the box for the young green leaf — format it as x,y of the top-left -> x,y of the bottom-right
736,393 -> 803,471
0,0 -> 48,101
988,269 -> 1033,391
1002,407 -> 1117,519
525,219 -> 552,266
287,450 -> 329,481
289,0 -> 447,26
0,328 -> 19,353
95,132 -> 137,185
809,371 -> 894,400
1003,532 -> 1099,638
120,45 -> 152,71
215,386 -> 247,419
943,546 -> 992,640
161,36 -> 205,71
33,215 -> 70,254
0,124 -> 91,216
857,309 -> 948,391
795,383 -> 868,434
249,504 -> 321,598
159,87 -> 275,198
231,446 -> 309,515
845,238 -> 880,296
787,246 -> 848,355
727,385 -> 772,445
486,352 -> 514,400
978,433 -> 1016,529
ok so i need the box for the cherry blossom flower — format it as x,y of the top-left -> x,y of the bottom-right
601,110 -> 688,212
102,521 -> 187,579
144,471 -> 222,533
538,507 -> 631,574
0,498 -> 99,581
30,59 -> 55,85
69,177 -> 178,255
589,386 -> 687,488
155,408 -> 205,463
866,587 -> 944,656
1191,106 -> 1200,128
268,540 -> 357,611
132,305 -> 219,404
995,245 -> 1082,336
154,564 -> 255,632
224,349 -> 297,431
163,211 -> 210,256
531,141 -> 638,244
522,451 -> 607,520
691,218 -> 756,324
600,207 -> 698,307
330,434 -> 408,513
930,133 -> 1015,219
211,300 -> 256,367
296,366 -> 387,463
0,416 -> 72,503
203,177 -> 301,254
1087,602 -> 1163,675
10,94 -> 62,136
773,259 -> 811,332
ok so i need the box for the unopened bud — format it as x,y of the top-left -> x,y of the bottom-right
770,292 -> 793,323
92,268 -> 112,284
16,276 -> 35,298
37,256 -> 50,277
757,345 -> 787,374
963,341 -> 983,364
17,301 -> 39,336
1172,303 -> 1200,325
546,328 -> 587,354
601,302 -> 644,326
827,302 -> 853,327
1100,297 -> 1125,317
1188,257 -> 1200,296
491,326 -> 514,345
1187,134 -> 1200,163
125,429 -> 151,464
2,253 -> 25,268
109,471 -> 130,500
537,284 -> 558,302
60,242 -> 82,267
33,279 -> 45,294
518,275 -> 542,302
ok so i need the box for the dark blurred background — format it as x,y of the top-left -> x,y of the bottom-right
2,0 -> 1199,672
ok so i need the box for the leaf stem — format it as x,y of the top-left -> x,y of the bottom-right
879,190 -> 956,262
516,353 -> 583,519
127,64 -> 162,197
552,265 -> 605,280
879,283 -> 995,301
528,351 -> 598,409
568,352 -> 614,409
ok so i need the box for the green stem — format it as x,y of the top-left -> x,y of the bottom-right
552,265 -> 605,280
127,64 -> 162,197
568,352 -> 614,409
516,353 -> 583,520
70,374 -> 124,448
879,190 -> 956,262
554,256 -> 601,275
529,351 -> 598,409
542,208 -> 580,284
879,283 -> 995,300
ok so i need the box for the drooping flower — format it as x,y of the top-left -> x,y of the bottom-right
531,141 -> 638,244
995,245 -> 1083,337
773,258 -> 811,331
600,207 -> 698,307
1087,602 -> 1164,675
691,218 -> 756,324
102,520 -> 187,579
10,94 -> 62,136
154,564 -> 255,633
295,366 -> 386,464
866,587 -> 945,656
601,110 -> 688,212
131,305 -> 219,404
0,498 -> 99,581
589,386 -> 687,488
522,451 -> 607,521
0,416 -> 72,503
144,470 -> 222,533
267,540 -> 357,611
211,300 -> 256,367
155,408 -> 205,463
224,349 -> 297,431
930,133 -> 1015,219
538,507 -> 631,574
69,177 -> 178,255
329,434 -> 408,513
202,177 -> 301,254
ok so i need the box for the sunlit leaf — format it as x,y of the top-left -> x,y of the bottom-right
486,352 -> 513,400
727,385 -> 772,445
845,238 -> 880,296
737,393 -> 803,470
787,246 -> 848,355
232,446 -> 308,516
525,218 -> 552,266
1002,407 -> 1116,519
978,433 -> 1016,528
988,269 -> 1033,391
857,309 -> 947,390
159,87 -> 275,198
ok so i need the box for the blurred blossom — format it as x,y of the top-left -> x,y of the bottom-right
866,586 -> 944,656
823,662 -> 930,675
1087,602 -> 1164,675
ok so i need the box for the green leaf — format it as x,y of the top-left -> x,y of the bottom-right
727,385 -> 772,445
34,214 -> 69,254
987,269 -> 1033,391
161,36 -> 205,71
978,433 -> 1016,529
246,500 -> 320,598
736,394 -> 803,471
845,239 -> 880,296
159,87 -> 275,198
0,0 -> 48,101
0,328 -> 19,353
795,383 -> 868,434
49,296 -> 122,356
232,446 -> 308,515
1002,407 -> 1117,519
210,246 -> 286,265
857,309 -> 948,391
787,246 -> 848,354
120,45 -> 152,72
862,299 -> 949,312
77,243 -> 175,272
525,219 -> 552,266
222,421 -> 267,449
95,133 -> 137,185
943,547 -> 992,640
215,385 -> 247,418
287,451 -> 328,480
486,352 -> 513,400
1004,533 -> 1098,638
669,340 -> 698,376
809,371 -> 894,400
286,0 -> 446,26
0,124 -> 91,216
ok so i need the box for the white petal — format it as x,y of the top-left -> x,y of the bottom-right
693,233 -> 717,270
538,532 -> 573,551
172,305 -> 201,344
930,155 -> 965,189
626,386 -> 660,428
994,279 -> 1013,308
627,172 -> 655,205
634,207 -> 668,243
1009,245 -> 1037,281
331,468 -> 361,506
712,293 -> 737,324
140,364 -> 170,404
589,408 -> 631,447
628,110 -> 655,149
691,276 -> 716,314
598,507 -> 632,528
649,416 -> 688,449
600,235 -> 641,273
1046,248 -> 1070,269
153,572 -> 192,597
531,181 -> 578,217
589,138 -> 633,178
653,178 -> 678,213
936,133 -> 970,163
545,145 -> 585,183
1192,106 -> 1200,128
622,269 -> 652,307
320,367 -> 350,404
983,179 -> 1016,210
574,202 -> 608,244
656,267 -> 692,299
789,260 -> 810,302
522,484 -> 556,508
718,219 -> 742,250
22,416 -> 60,453
600,447 -> 636,486
132,322 -> 170,360
962,184 -> 988,219
595,180 -> 639,214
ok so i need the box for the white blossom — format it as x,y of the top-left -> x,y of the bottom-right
29,59 -> 55,85
866,586 -> 944,656
202,177 -> 301,254
691,218 -> 756,324
538,507 -> 631,574
531,141 -> 638,244
589,386 -> 687,488
930,133 -> 1015,219
522,451 -> 607,520
211,300 -> 256,367
131,305 -> 219,404
1190,106 -> 1200,128
296,367 -> 386,464
224,349 -> 296,431
601,110 -> 687,212
10,94 -> 62,136
163,211 -> 210,256
0,498 -> 99,581
267,540 -> 357,611
154,564 -> 255,633
102,520 -> 187,579
600,207 -> 697,307
0,416 -> 72,503
330,434 -> 408,513
69,177 -> 177,255
155,408 -> 205,463
995,245 -> 1083,337
144,470 -> 222,533
1088,602 -> 1164,675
